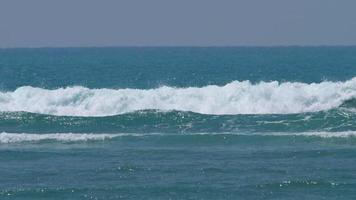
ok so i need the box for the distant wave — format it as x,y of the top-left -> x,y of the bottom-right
1,131 -> 356,143
0,78 -> 356,116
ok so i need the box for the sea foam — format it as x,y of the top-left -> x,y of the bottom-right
0,132 -> 122,143
0,78 -> 356,116
1,131 -> 356,143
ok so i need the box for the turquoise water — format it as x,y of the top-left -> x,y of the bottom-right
1,47 -> 356,199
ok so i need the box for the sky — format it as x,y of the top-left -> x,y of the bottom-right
0,0 -> 356,47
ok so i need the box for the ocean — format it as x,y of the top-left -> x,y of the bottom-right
1,47 -> 356,199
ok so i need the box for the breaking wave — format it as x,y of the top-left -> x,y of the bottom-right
0,78 -> 356,116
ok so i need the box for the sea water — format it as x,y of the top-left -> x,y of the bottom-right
1,47 -> 356,199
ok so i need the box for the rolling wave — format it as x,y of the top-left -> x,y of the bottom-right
0,109 -> 355,133
0,78 -> 356,116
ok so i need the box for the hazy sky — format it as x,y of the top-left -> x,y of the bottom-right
1,0 -> 356,47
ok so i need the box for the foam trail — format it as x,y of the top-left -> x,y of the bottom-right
0,78 -> 356,116
0,133 -> 122,143
1,131 -> 356,143
259,131 -> 356,138
192,131 -> 356,138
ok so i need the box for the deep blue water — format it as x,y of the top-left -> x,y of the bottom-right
1,47 -> 356,199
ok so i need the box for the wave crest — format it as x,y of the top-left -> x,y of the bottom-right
1,78 -> 356,116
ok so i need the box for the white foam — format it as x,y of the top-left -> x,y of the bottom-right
1,131 -> 355,143
0,78 -> 356,116
0,132 -> 122,143
260,131 -> 356,138
192,131 -> 356,138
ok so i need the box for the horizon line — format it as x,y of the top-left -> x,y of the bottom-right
1,44 -> 356,49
